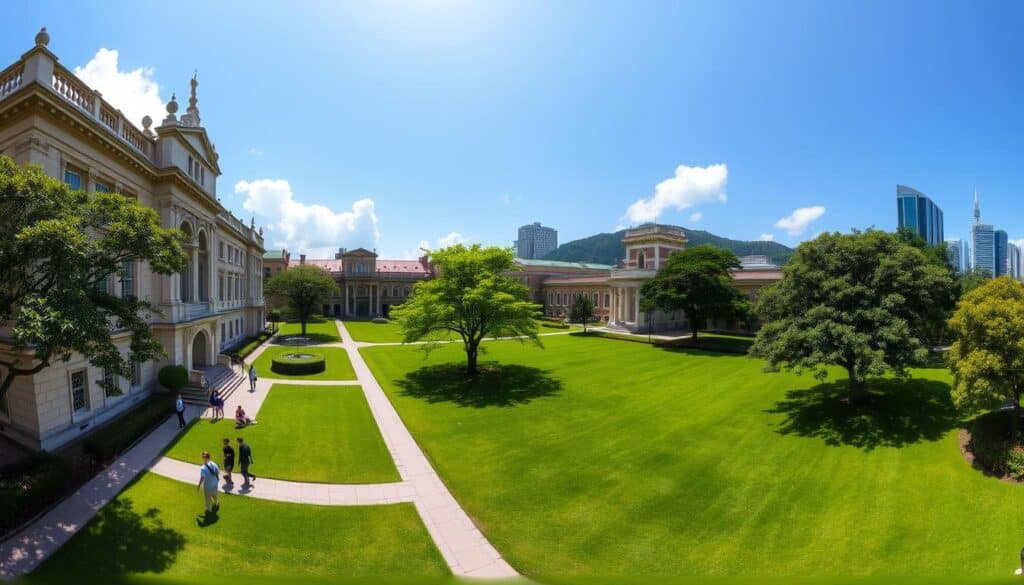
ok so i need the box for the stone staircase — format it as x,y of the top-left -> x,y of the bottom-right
604,322 -> 633,334
180,364 -> 245,406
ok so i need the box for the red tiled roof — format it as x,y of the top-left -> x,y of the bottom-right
286,258 -> 429,274
288,259 -> 343,272
376,260 -> 428,273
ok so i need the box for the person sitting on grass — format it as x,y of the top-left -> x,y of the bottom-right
235,405 -> 256,427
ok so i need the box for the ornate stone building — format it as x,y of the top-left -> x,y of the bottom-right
540,224 -> 783,333
0,30 -> 265,450
290,248 -> 433,318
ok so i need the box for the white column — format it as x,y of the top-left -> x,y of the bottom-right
633,287 -> 640,325
191,247 -> 199,303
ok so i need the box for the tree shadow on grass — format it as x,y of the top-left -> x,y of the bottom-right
42,498 -> 186,575
396,362 -> 562,408
765,378 -> 960,450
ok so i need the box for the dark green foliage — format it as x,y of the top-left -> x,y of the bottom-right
157,365 -> 188,392
544,228 -> 795,265
270,353 -> 326,375
82,395 -> 176,461
641,245 -> 749,340
228,330 -> 273,359
752,230 -> 955,402
568,294 -> 595,332
0,452 -> 73,534
0,155 -> 188,401
264,265 -> 338,336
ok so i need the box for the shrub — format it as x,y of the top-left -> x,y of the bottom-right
157,365 -> 188,392
371,316 -> 389,324
271,352 -> 326,375
225,330 -> 272,360
968,410 -> 1017,476
0,452 -> 73,535
82,395 -> 175,462
1007,447 -> 1024,479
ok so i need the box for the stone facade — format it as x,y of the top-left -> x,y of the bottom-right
263,248 -> 290,279
0,31 -> 265,450
289,249 -> 432,318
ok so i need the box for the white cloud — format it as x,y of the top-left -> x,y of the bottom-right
236,179 -> 379,257
437,231 -> 466,247
689,211 -> 703,223
74,49 -> 165,130
1010,238 -> 1024,249
247,147 -> 264,158
623,163 -> 728,223
759,233 -> 775,241
500,194 -> 522,207
774,206 -> 826,236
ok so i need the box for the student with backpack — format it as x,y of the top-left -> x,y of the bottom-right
196,451 -> 221,513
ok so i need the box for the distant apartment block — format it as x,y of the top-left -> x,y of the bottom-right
896,185 -> 944,246
515,222 -> 558,259
996,229 -> 1010,277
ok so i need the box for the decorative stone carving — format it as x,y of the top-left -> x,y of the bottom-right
141,115 -> 155,138
162,93 -> 179,125
181,74 -> 201,127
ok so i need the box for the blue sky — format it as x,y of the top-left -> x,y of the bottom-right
4,0 -> 1024,257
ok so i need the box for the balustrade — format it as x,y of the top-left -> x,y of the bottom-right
51,68 -> 93,111
0,64 -> 22,100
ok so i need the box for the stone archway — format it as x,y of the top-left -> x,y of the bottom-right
191,329 -> 211,368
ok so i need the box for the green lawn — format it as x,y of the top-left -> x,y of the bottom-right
362,335 -> 1024,578
343,319 -> 576,344
253,346 -> 355,380
275,318 -> 341,343
34,473 -> 448,579
165,384 -> 398,483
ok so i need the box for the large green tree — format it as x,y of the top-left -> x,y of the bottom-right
947,277 -> 1024,433
751,229 -> 954,403
639,244 -> 748,341
0,155 -> 188,400
392,244 -> 541,374
263,265 -> 338,335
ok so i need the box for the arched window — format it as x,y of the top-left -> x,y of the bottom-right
637,251 -> 646,268
393,286 -> 399,297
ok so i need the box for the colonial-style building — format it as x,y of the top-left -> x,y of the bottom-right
0,30 -> 265,450
541,224 -> 783,333
288,248 -> 433,318
263,248 -> 291,279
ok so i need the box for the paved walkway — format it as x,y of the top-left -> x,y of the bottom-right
0,403 -> 204,576
2,323 -> 519,579
335,320 -> 517,578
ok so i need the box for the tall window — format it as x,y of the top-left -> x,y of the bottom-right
102,368 -> 118,398
94,182 -> 110,193
219,275 -> 224,301
70,369 -> 89,414
188,156 -> 194,177
219,243 -> 224,260
130,361 -> 141,389
64,169 -> 82,190
200,167 -> 205,186
221,323 -> 226,340
120,260 -> 135,298
604,293 -> 610,307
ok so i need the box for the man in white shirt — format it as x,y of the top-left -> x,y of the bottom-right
248,365 -> 258,393
196,451 -> 221,513
175,394 -> 186,428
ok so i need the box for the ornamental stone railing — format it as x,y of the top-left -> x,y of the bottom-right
0,42 -> 155,161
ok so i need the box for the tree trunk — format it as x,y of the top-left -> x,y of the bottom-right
847,367 -> 868,404
466,342 -> 478,375
301,318 -> 307,336
1014,389 -> 1022,438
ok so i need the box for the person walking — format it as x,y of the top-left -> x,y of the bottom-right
238,437 -> 255,487
174,393 -> 187,428
196,451 -> 221,513
222,438 -> 235,485
248,365 -> 258,393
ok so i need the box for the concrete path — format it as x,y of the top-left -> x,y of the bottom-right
337,321 -> 518,578
0,404 -> 204,577
2,325 -> 519,579
149,457 -> 415,505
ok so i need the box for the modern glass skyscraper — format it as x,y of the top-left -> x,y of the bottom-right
996,229 -> 1010,277
896,185 -> 944,246
971,193 -> 996,276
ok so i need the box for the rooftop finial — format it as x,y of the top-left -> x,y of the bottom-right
182,71 -> 201,127
35,27 -> 50,47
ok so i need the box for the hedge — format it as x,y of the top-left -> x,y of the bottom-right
271,352 -> 326,375
158,364 -> 188,392
228,329 -> 273,360
82,394 -> 176,462
0,452 -> 73,535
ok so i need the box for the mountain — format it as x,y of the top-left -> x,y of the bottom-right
542,228 -> 795,266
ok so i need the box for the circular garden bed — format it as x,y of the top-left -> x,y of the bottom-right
271,351 -> 326,376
